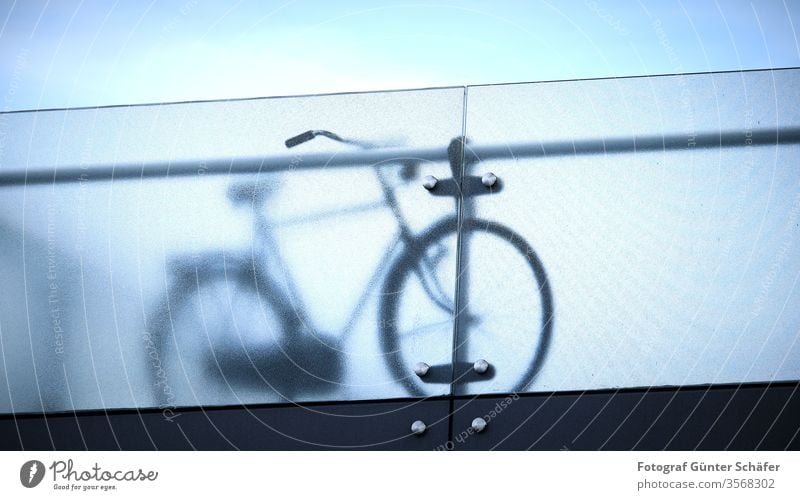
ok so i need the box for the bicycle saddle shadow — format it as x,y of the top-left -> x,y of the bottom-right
202,332 -> 345,401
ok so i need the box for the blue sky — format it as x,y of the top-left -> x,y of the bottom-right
0,0 -> 798,110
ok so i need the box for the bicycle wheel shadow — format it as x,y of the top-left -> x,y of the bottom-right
455,217 -> 555,395
378,215 -> 554,397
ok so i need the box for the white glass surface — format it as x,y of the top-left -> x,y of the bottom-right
0,88 -> 464,413
458,68 -> 800,394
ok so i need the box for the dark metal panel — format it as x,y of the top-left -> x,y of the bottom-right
450,384 -> 800,450
0,399 -> 450,450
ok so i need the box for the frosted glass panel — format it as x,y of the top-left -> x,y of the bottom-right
4,69 -> 798,413
458,69 -> 800,395
0,88 -> 464,413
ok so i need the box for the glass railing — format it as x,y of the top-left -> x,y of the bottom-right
0,88 -> 465,412
457,68 -> 800,395
1,68 -> 798,414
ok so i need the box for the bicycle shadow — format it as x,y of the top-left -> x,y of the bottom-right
147,160 -> 553,404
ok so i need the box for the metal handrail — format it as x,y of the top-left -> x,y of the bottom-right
1,127 -> 798,186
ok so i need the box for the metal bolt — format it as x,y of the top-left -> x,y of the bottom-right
411,420 -> 427,435
414,362 -> 430,377
423,175 -> 438,190
471,417 -> 487,433
473,359 -> 490,374
481,172 -> 498,187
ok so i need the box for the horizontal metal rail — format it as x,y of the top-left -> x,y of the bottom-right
1,127 -> 798,186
